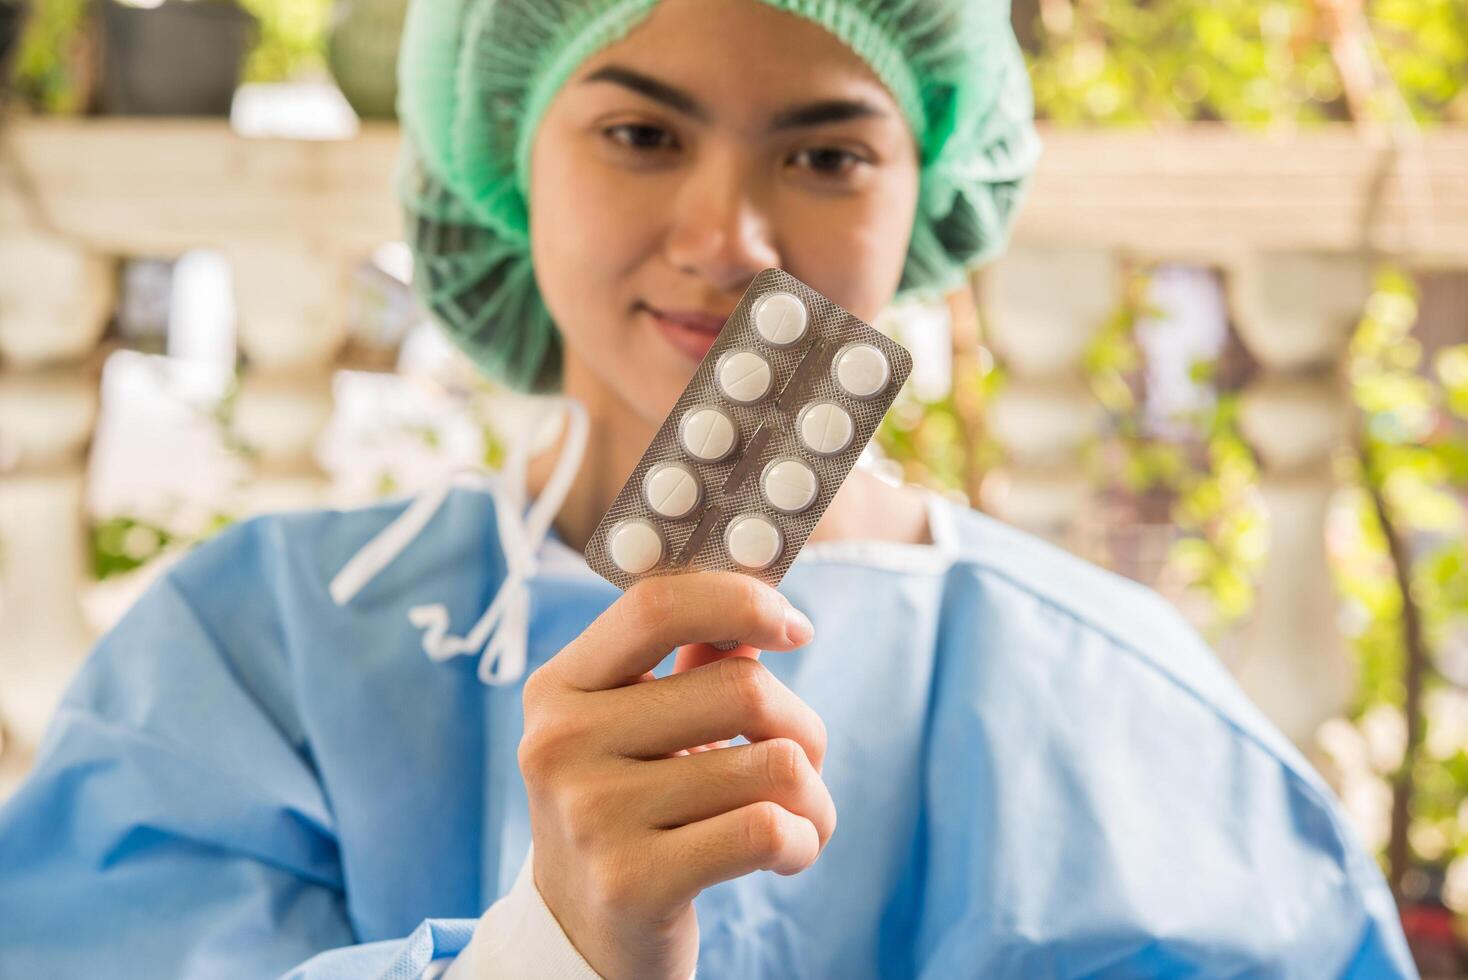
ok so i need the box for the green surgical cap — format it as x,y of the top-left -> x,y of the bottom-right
397,0 -> 1041,393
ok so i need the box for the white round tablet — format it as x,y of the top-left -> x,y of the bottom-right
762,458 -> 818,514
724,514 -> 783,570
643,462 -> 701,519
607,519 -> 662,574
679,406 -> 737,462
797,401 -> 854,456
716,350 -> 773,404
834,343 -> 890,399
752,291 -> 808,347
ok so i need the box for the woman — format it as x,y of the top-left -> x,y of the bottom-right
0,0 -> 1416,977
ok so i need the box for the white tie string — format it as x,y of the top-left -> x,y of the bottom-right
330,395 -> 590,685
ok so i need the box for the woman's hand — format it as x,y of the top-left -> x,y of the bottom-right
518,571 -> 834,980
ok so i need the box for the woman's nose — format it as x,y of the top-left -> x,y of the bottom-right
662,154 -> 780,291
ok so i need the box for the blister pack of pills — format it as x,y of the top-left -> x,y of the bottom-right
583,267 -> 912,603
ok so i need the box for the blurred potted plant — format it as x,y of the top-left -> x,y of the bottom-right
326,0 -> 407,120
0,2 -> 27,93
96,0 -> 256,116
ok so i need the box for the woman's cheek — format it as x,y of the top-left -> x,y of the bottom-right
554,157 -> 663,253
781,196 -> 910,323
852,193 -> 917,309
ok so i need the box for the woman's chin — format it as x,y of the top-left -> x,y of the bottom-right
637,379 -> 691,427
625,325 -> 710,419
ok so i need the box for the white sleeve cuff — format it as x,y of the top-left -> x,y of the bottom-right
441,843 -> 603,980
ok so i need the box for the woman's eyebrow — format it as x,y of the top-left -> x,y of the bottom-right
768,99 -> 886,131
582,65 -> 709,121
582,65 -> 888,132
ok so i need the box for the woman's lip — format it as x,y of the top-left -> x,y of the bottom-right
642,304 -> 730,334
642,305 -> 724,361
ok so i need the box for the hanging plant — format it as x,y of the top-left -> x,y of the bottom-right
8,0 -> 92,113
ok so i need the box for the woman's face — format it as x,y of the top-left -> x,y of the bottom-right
528,0 -> 921,425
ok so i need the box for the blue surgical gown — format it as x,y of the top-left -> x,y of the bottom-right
0,451 -> 1416,977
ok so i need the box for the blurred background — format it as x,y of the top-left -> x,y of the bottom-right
0,0 -> 1465,973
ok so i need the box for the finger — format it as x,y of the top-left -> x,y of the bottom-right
629,739 -> 837,849
595,656 -> 827,769
673,642 -> 761,753
552,572 -> 812,691
654,802 -> 822,904
672,641 -> 761,675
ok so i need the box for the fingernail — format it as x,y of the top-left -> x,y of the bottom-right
783,602 -> 814,644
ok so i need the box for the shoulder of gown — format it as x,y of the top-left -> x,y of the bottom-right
933,498 -> 1276,749
908,497 -> 1413,977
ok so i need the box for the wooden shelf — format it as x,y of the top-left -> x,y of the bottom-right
0,119 -> 404,256
1018,126 -> 1468,266
2,118 -> 1466,264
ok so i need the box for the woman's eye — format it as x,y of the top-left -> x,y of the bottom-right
605,123 -> 677,152
791,146 -> 866,177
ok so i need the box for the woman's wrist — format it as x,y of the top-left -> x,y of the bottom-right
442,844 -> 604,979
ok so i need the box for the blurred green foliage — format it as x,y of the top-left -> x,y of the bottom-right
1373,0 -> 1468,122
8,0 -> 90,113
1081,269 -> 1268,637
90,512 -> 233,579
237,0 -> 332,83
1026,0 -> 1467,124
1335,270 -> 1468,872
876,345 -> 1006,498
90,516 -> 176,580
